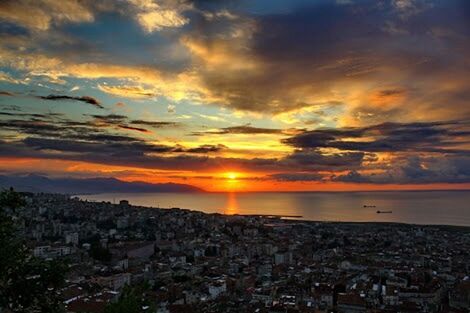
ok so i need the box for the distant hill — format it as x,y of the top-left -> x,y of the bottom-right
0,174 -> 203,194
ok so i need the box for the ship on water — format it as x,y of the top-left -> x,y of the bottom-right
377,210 -> 393,214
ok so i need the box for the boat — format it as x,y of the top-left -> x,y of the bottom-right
376,210 -> 392,214
363,205 -> 376,208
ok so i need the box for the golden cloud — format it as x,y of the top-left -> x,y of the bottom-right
98,85 -> 155,98
128,0 -> 191,32
0,47 -> 209,103
0,0 -> 94,31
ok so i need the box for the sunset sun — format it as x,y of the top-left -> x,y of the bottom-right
226,172 -> 238,180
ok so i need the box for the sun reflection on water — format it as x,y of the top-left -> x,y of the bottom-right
224,192 -> 239,215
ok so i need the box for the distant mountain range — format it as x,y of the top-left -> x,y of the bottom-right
0,174 -> 203,194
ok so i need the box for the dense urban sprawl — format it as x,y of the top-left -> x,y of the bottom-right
5,193 -> 470,312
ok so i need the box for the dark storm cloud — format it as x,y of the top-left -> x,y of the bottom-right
283,121 -> 470,153
333,155 -> 470,184
38,94 -> 104,109
282,150 -> 365,169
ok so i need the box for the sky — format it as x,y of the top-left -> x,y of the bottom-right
0,0 -> 469,192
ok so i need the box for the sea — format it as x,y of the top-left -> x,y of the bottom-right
79,190 -> 470,227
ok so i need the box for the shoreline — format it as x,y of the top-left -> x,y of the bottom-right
77,195 -> 470,231
73,189 -> 470,196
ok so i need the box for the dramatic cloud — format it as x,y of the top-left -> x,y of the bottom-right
178,0 -> 470,119
0,0 -> 469,188
333,155 -> 470,184
0,136 -> 364,173
282,150 -> 366,169
283,121 -> 470,153
1,115 -> 469,184
0,109 -> 370,174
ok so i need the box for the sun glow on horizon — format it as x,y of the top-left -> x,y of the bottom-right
226,172 -> 239,180
220,171 -> 246,191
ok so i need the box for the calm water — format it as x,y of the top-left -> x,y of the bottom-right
79,191 -> 470,226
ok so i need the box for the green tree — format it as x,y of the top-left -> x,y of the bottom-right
0,188 -> 67,313
89,242 -> 112,262
104,283 -> 155,313
0,188 -> 25,211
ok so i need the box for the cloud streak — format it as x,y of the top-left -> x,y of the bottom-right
39,94 -> 104,109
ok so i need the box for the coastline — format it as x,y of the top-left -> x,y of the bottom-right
77,194 -> 470,230
77,190 -> 470,227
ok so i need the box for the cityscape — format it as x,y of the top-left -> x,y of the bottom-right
1,191 -> 469,312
